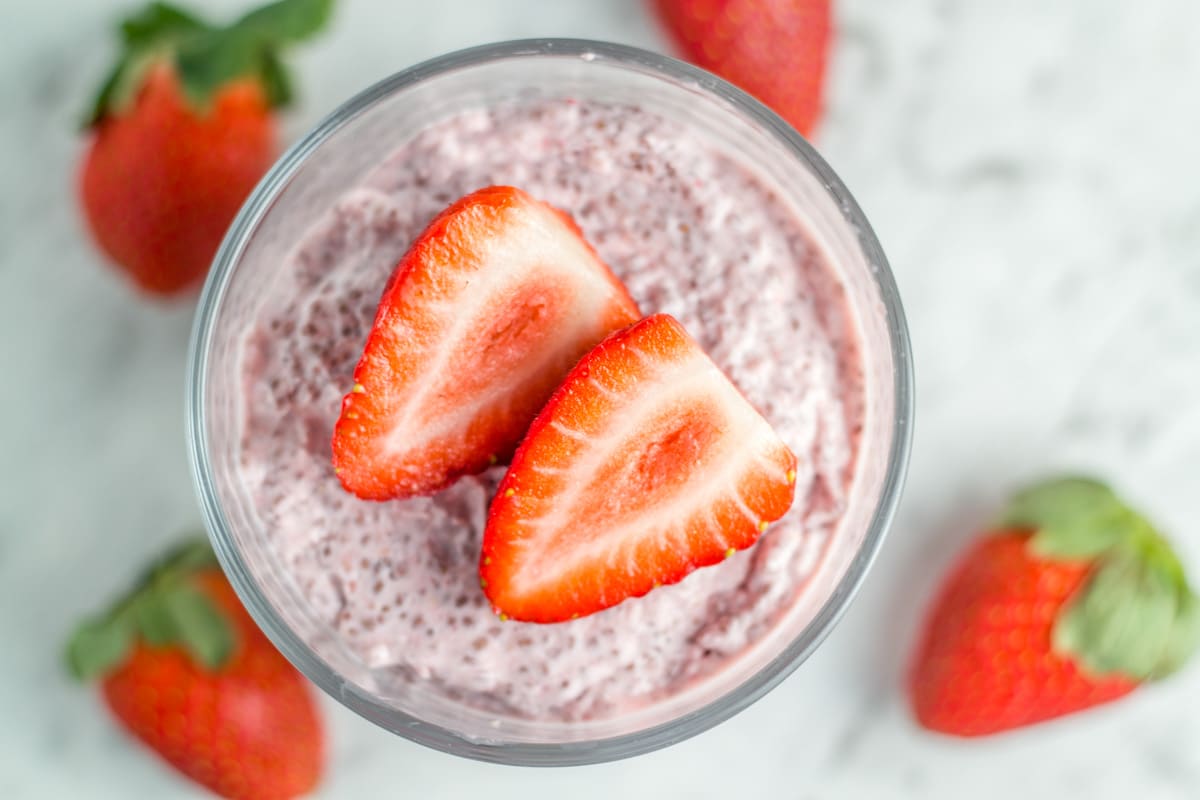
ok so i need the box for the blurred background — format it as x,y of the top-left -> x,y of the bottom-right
2,0 -> 1198,797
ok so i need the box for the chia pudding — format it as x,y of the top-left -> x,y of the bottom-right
236,98 -> 865,721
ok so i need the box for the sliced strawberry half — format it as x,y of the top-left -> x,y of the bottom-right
332,186 -> 641,500
481,313 -> 798,623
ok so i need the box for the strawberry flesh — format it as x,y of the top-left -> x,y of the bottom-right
481,313 -> 797,623
332,186 -> 640,500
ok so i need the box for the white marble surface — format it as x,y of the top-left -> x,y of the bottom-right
3,0 -> 1199,797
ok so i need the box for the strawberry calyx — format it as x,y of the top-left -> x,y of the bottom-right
1000,477 -> 1200,681
65,537 -> 235,681
84,0 -> 333,126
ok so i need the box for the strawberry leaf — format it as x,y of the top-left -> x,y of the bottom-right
1054,552 -> 1199,681
84,51 -> 163,128
234,0 -> 334,43
129,544 -> 235,668
171,0 -> 331,111
1004,477 -> 1133,559
120,2 -> 208,47
258,48 -> 292,107
1053,553 -> 1178,679
131,584 -> 236,668
158,536 -> 221,574
173,26 -> 263,109
66,614 -> 136,681
162,585 -> 235,669
85,55 -> 136,128
135,588 -> 181,646
1160,592 -> 1200,676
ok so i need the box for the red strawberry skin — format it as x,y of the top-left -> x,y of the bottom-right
333,186 -> 640,501
653,0 -> 831,137
482,313 -> 797,623
79,64 -> 276,296
101,570 -> 323,800
909,531 -> 1137,737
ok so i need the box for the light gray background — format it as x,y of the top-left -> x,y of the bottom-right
2,0 -> 1198,797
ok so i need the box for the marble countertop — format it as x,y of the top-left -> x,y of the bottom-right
3,0 -> 1198,797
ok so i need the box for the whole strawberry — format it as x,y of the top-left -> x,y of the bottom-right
910,477 -> 1199,737
66,539 -> 324,799
652,0 -> 831,138
78,0 -> 333,296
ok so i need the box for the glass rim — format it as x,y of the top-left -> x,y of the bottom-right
186,37 -> 914,766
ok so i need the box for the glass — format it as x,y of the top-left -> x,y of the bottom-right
187,39 -> 914,766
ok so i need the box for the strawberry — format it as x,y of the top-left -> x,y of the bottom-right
332,185 -> 641,501
652,0 -> 832,138
909,478 -> 1200,737
66,539 -> 324,799
78,0 -> 332,296
481,313 -> 797,623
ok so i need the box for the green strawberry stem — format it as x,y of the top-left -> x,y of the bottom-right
85,0 -> 334,126
1001,476 -> 1200,681
65,537 -> 234,681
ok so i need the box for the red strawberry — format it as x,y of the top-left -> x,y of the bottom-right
652,0 -> 831,137
909,478 -> 1200,737
481,313 -> 797,623
67,540 -> 324,799
78,0 -> 332,296
332,185 -> 641,500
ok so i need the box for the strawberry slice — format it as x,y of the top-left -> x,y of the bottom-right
332,186 -> 640,500
481,313 -> 798,623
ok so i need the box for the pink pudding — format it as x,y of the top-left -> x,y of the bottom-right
236,97 -> 865,721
